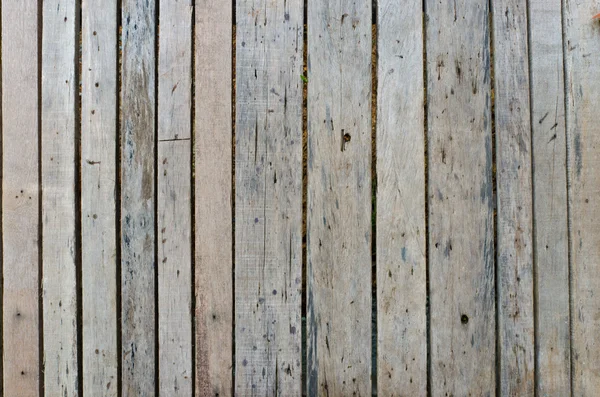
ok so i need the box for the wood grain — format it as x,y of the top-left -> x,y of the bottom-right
426,0 -> 495,394
121,0 -> 156,394
81,0 -> 119,394
2,0 -> 41,394
195,1 -> 234,395
234,0 -> 303,394
41,0 -> 79,394
491,0 -> 535,394
564,0 -> 600,394
157,0 -> 193,394
376,0 -> 426,394
529,0 -> 571,393
307,0 -> 372,395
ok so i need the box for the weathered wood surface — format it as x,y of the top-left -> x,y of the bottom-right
195,0 -> 234,395
41,0 -> 79,395
376,0 -> 426,395
491,0 -> 535,394
235,0 -> 303,394
158,0 -> 193,394
81,0 -> 119,394
426,0 -> 495,395
529,0 -> 571,394
2,0 -> 41,394
564,2 -> 600,395
307,0 -> 372,395
121,0 -> 156,394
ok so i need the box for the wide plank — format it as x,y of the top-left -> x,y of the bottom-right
121,0 -> 156,394
491,0 -> 535,394
194,0 -> 234,395
2,0 -> 41,394
376,0 -> 426,394
157,0 -> 193,394
41,0 -> 79,394
307,0 -> 372,395
81,0 -> 119,394
529,0 -> 571,393
564,2 -> 600,394
426,0 -> 495,394
235,0 -> 304,394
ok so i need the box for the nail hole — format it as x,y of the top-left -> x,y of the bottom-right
461,314 -> 469,324
343,133 -> 351,142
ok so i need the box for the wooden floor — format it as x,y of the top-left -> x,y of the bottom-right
1,0 -> 599,395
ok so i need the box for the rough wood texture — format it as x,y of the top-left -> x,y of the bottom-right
234,0 -> 303,394
376,0 -> 426,394
157,0 -> 193,394
41,0 -> 79,395
307,1 -> 372,395
81,0 -> 119,394
491,0 -> 535,394
564,1 -> 600,394
426,1 -> 495,394
194,1 -> 234,395
2,0 -> 41,394
121,0 -> 156,394
529,0 -> 571,394
235,0 -> 303,396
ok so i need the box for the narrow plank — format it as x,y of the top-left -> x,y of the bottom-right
528,0 -> 571,393
307,0 -> 372,395
81,0 -> 119,394
235,0 -> 303,394
376,0 -> 426,394
425,0 -> 495,395
491,0 -> 535,394
564,2 -> 600,394
1,0 -> 41,394
41,0 -> 79,394
194,0 -> 234,395
121,0 -> 156,394
157,0 -> 193,394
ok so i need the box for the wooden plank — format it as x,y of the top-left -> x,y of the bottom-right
491,0 -> 535,394
425,0 -> 495,395
194,1 -> 233,395
528,0 -> 571,393
564,2 -> 600,395
1,0 -> 41,394
81,0 -> 119,394
121,0 -> 156,394
307,1 -> 372,395
376,0 -> 426,394
41,0 -> 79,394
234,0 -> 303,394
157,0 -> 192,394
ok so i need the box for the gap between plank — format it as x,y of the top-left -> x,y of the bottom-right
154,2 -> 160,394
560,0 -> 574,393
422,1 -> 432,395
370,9 -> 378,397
190,0 -> 197,395
75,2 -> 84,395
231,7 -> 237,393
37,0 -> 45,393
116,1 -> 123,394
301,0 -> 308,394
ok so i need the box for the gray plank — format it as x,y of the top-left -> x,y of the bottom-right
425,0 -> 495,394
491,0 -> 535,394
306,0 -> 372,395
41,0 -> 79,394
1,0 -> 41,394
121,0 -> 156,393
376,0 -> 426,394
81,0 -> 119,393
529,0 -> 571,394
564,1 -> 600,394
194,1 -> 234,395
157,0 -> 193,394
234,0 -> 303,394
